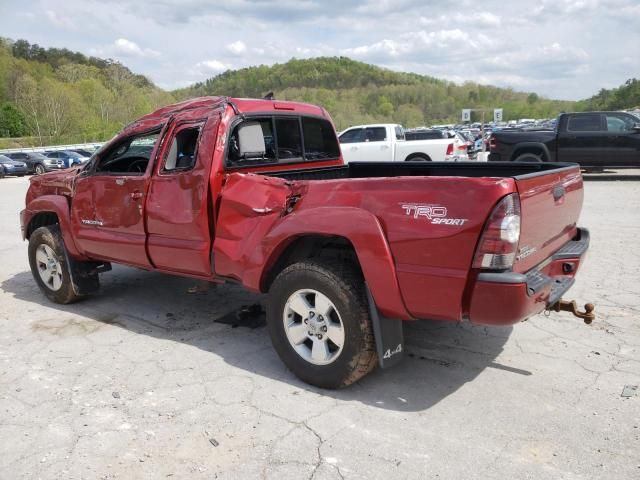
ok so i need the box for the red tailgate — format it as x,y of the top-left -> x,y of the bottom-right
512,165 -> 583,273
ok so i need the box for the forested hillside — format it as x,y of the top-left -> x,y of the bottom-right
175,57 -> 576,129
1,38 -> 636,148
0,38 -> 174,146
576,78 -> 640,111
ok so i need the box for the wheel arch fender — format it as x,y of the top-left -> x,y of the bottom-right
23,195 -> 83,258
404,152 -> 432,162
246,206 -> 412,320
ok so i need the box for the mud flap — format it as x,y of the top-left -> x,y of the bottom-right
366,285 -> 404,369
63,247 -> 111,296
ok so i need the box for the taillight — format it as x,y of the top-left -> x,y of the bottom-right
446,143 -> 454,156
473,194 -> 521,270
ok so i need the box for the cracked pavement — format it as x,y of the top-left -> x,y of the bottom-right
1,175 -> 639,479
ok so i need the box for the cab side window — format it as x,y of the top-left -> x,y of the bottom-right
365,127 -> 386,142
95,131 -> 160,175
339,128 -> 364,144
567,114 -> 602,132
163,127 -> 201,172
606,114 -> 635,133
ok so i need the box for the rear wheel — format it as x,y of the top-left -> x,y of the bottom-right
405,154 -> 431,162
0,166 -> 4,178
28,225 -> 83,304
266,261 -> 377,389
514,153 -> 543,162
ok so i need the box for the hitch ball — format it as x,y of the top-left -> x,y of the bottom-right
552,300 -> 595,324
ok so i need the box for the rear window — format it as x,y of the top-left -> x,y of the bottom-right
395,126 -> 405,140
302,117 -> 340,160
567,114 -> 602,132
228,115 -> 340,167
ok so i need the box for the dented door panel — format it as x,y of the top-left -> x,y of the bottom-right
213,173 -> 292,283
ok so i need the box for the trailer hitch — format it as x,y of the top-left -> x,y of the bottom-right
550,299 -> 595,324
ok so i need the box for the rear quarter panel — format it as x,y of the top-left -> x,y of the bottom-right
287,176 -> 515,321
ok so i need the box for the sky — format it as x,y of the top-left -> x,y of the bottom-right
0,0 -> 638,100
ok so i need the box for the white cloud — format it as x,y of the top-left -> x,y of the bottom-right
113,38 -> 160,58
195,59 -> 232,73
341,29 -> 498,61
226,40 -> 247,55
45,10 -> 74,28
2,0 -> 638,98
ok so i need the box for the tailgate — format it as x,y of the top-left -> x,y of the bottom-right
512,165 -> 583,273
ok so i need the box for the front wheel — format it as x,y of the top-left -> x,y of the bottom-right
28,225 -> 84,304
266,261 -> 377,389
34,164 -> 46,175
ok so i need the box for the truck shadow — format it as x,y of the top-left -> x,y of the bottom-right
2,265 -> 522,413
582,170 -> 640,181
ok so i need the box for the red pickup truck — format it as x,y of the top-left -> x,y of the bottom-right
20,96 -> 590,388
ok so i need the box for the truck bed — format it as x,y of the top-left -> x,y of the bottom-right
266,161 -> 578,181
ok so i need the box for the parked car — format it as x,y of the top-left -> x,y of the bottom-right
68,148 -> 95,157
489,111 -> 640,168
21,96 -> 590,389
0,154 -> 28,177
4,151 -> 66,174
339,123 -> 465,162
45,150 -> 90,168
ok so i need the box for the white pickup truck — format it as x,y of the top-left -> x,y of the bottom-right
338,123 -> 468,163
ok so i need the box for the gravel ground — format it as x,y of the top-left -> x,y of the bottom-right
1,173 -> 639,480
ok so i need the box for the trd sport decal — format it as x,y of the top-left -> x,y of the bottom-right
400,203 -> 468,226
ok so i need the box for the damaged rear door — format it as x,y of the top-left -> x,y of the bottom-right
213,173 -> 293,282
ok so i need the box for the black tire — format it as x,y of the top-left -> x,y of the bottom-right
266,261 -> 377,389
34,164 -> 46,175
28,225 -> 83,304
514,153 -> 543,162
405,154 -> 431,162
0,166 -> 4,178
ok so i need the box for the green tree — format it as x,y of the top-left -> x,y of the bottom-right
0,102 -> 27,136
394,104 -> 424,127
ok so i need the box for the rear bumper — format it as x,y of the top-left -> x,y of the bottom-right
468,228 -> 589,326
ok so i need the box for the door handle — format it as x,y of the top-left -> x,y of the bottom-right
351,146 -> 358,151
381,145 -> 390,150
130,191 -> 144,200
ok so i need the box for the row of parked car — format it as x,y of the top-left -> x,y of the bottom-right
0,148 -> 97,178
